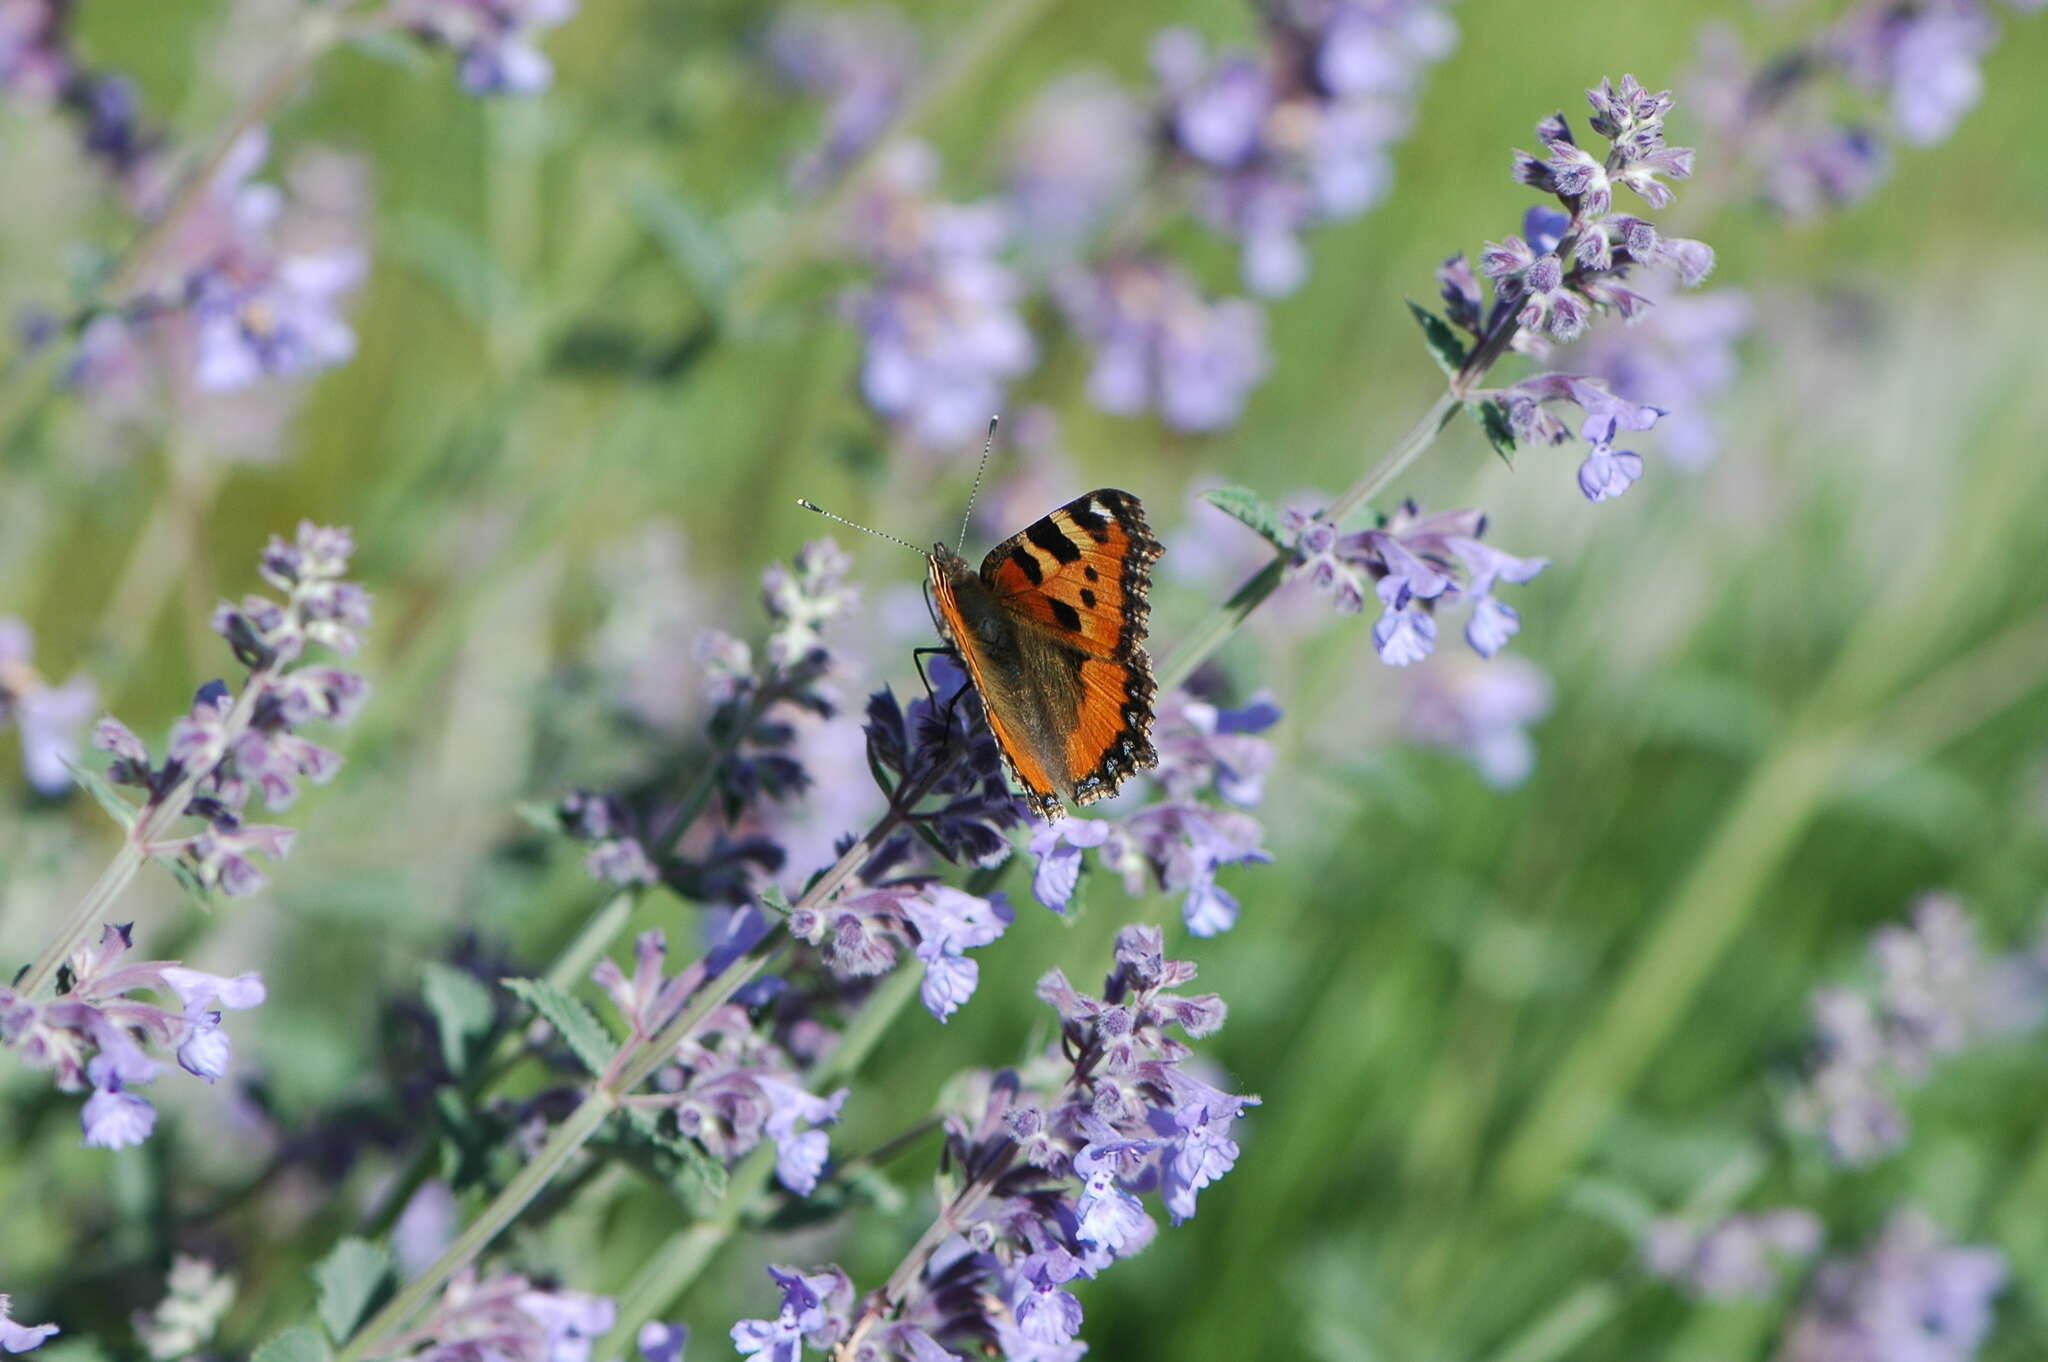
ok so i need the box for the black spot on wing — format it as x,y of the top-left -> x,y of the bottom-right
1083,565 -> 1099,582
1008,545 -> 1043,585
1048,598 -> 1083,632
1079,587 -> 1097,609
1026,518 -> 1083,564
1062,494 -> 1112,542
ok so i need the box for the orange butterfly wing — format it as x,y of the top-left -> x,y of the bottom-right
979,489 -> 1161,807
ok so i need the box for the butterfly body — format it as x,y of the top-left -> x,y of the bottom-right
928,489 -> 1161,819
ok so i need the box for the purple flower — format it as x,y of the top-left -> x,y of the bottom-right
767,5 -> 919,190
1779,1210 -> 2005,1362
1060,257 -> 1270,433
1834,2 -> 1997,147
1152,8 -> 1455,296
1285,502 -> 1548,660
0,1298 -> 58,1354
862,653 -> 1026,865
866,928 -> 1252,1358
1644,1208 -> 1823,1300
81,1078 -> 157,1148
636,1323 -> 687,1362
1,924 -> 265,1146
390,1270 -> 616,1362
731,1267 -> 851,1362
1786,895 -> 2048,1167
794,882 -> 1014,1021
1560,284 -> 1751,467
96,523 -> 370,896
1006,73 -> 1146,251
1029,817 -> 1112,913
594,931 -> 849,1191
389,0 -> 577,95
843,143 -> 1035,449
0,618 -> 97,795
1401,654 -> 1554,786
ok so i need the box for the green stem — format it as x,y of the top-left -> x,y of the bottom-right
1157,388 -> 1461,693
337,1092 -> 617,1362
337,794 -> 923,1359
16,672 -> 269,997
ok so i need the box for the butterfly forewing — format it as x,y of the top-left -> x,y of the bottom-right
939,489 -> 1161,817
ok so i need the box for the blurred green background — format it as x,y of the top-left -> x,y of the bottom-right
4,0 -> 2048,1358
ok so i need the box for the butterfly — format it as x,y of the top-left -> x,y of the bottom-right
925,488 -> 1163,820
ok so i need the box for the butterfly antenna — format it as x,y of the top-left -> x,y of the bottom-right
955,414 -> 999,555
795,499 -> 932,560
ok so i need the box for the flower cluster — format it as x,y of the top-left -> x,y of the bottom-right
1642,1207 -> 1821,1301
134,1257 -> 235,1362
0,924 -> 265,1148
598,928 -> 850,1196
1284,500 -> 1548,665
1433,76 -> 1713,501
1399,653 -> 1554,787
791,880 -> 1014,1022
0,619 -> 96,796
1777,1209 -> 2005,1362
554,789 -> 660,887
1788,895 -> 2048,1166
840,142 -> 1036,450
766,4 -> 920,191
861,653 -> 1027,868
1557,282 -> 1752,469
731,925 -> 1256,1360
1151,2 -> 1456,297
1057,256 -> 1272,434
380,1270 -> 616,1362
1030,692 -> 1276,937
0,1297 -> 57,1355
387,0 -> 580,96
93,521 -> 371,896
0,0 -> 158,185
73,130 -> 368,399
1691,1 -> 2041,219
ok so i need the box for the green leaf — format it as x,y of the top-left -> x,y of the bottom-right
628,181 -> 737,304
1201,486 -> 1289,549
313,1239 -> 392,1344
501,976 -> 617,1078
345,28 -> 430,69
1406,300 -> 1469,378
162,852 -> 219,913
513,800 -> 565,836
63,757 -> 136,828
421,962 -> 496,1077
759,883 -> 792,916
390,212 -> 520,328
603,1112 -> 729,1214
1472,399 -> 1517,466
252,1324 -> 331,1362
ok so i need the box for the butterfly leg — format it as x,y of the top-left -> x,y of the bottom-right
911,646 -> 955,709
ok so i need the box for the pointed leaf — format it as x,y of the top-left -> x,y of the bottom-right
252,1325 -> 331,1362
313,1239 -> 392,1344
422,962 -> 496,1077
64,756 -> 136,828
1202,487 -> 1289,549
1472,399 -> 1517,466
501,976 -> 616,1078
1407,300 -> 1469,378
